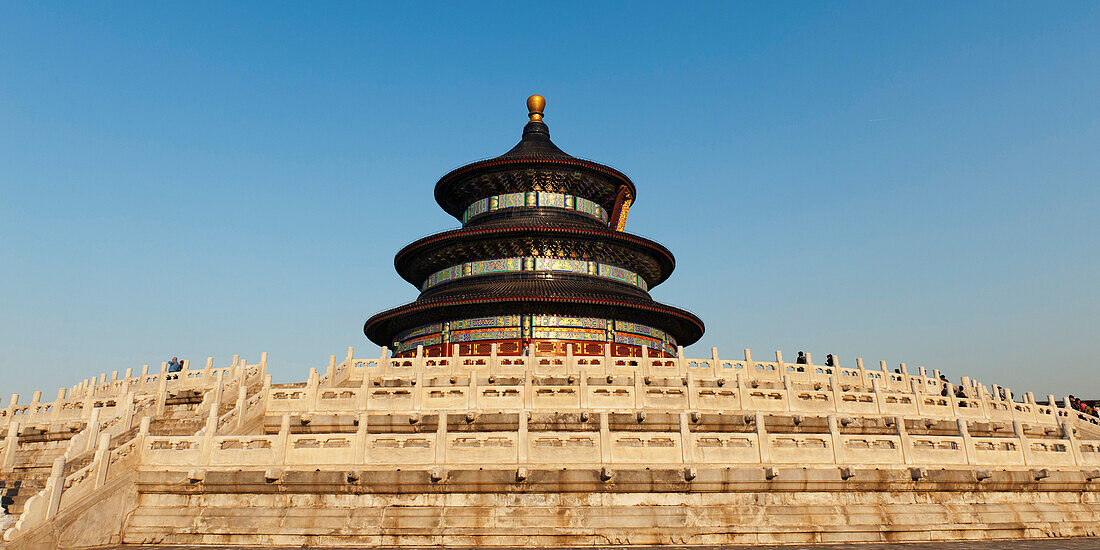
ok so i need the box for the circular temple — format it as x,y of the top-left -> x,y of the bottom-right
364,97 -> 703,358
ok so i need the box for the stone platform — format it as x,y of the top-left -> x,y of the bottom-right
2,346 -> 1100,548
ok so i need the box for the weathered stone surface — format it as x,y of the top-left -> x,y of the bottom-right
3,349 -> 1100,548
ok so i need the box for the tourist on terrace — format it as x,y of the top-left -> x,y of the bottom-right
825,354 -> 835,367
167,357 -> 182,379
794,351 -> 806,372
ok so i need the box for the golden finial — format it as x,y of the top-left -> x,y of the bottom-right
527,94 -> 546,122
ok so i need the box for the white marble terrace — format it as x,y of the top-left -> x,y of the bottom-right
4,345 -> 1100,542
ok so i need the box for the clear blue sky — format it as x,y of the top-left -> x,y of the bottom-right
2,3 -> 1098,403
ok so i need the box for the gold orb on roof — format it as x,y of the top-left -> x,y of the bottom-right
527,94 -> 546,122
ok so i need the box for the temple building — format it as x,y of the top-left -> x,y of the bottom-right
364,95 -> 704,358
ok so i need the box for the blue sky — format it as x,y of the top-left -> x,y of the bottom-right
1,2 -> 1098,402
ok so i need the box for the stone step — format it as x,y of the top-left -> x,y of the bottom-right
0,480 -> 44,517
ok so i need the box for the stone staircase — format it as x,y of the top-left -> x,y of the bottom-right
0,475 -> 44,522
0,388 -> 232,541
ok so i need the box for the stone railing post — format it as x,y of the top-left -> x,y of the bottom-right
208,370 -> 225,416
414,371 -> 425,412
358,368 -> 372,410
435,412 -> 448,466
947,383 -> 961,417
51,387 -> 67,422
829,374 -> 842,413
826,415 -> 843,464
4,394 -> 17,423
957,419 -> 976,465
632,373 -> 643,409
518,411 -> 529,467
735,373 -> 747,411
755,412 -> 769,463
306,369 -> 319,410
326,355 -> 337,387
92,432 -> 111,488
975,384 -> 990,418
235,385 -> 247,429
261,374 -> 272,412
354,412 -> 368,464
896,415 -> 913,465
44,456 -> 66,520
467,373 -> 478,409
135,417 -> 151,467
599,412 -> 611,465
259,352 -> 269,382
685,370 -> 697,410
576,366 -> 590,409
274,414 -> 291,465
871,378 -> 885,414
155,363 -> 169,416
119,391 -> 135,432
379,347 -> 390,377
236,355 -> 249,389
911,378 -> 927,416
84,407 -> 102,454
1013,420 -> 1034,466
781,374 -> 794,411
81,389 -> 96,421
198,406 -> 218,464
1061,421 -> 1083,465
2,422 -> 19,472
679,412 -> 693,467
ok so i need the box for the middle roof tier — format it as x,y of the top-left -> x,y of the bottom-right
393,217 -> 676,291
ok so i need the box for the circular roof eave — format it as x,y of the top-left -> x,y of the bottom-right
433,157 -> 637,219
363,295 -> 704,349
393,224 -> 676,288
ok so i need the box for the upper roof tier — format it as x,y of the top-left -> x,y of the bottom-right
433,96 -> 637,224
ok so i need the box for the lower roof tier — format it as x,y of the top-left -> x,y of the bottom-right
389,314 -> 679,357
363,290 -> 704,351
394,338 -> 676,359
